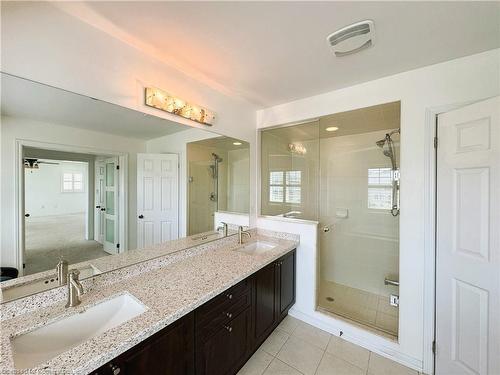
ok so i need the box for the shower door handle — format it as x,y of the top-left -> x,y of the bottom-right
384,278 -> 400,286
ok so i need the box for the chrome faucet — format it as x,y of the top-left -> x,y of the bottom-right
56,258 -> 68,286
65,269 -> 84,308
217,222 -> 229,237
237,226 -> 251,245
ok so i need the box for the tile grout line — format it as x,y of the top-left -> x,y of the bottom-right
313,335 -> 331,375
272,333 -> 308,375
259,350 -> 274,375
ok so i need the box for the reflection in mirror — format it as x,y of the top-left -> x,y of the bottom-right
0,73 -> 250,302
187,138 -> 250,235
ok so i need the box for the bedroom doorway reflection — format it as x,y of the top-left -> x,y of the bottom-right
22,148 -> 116,276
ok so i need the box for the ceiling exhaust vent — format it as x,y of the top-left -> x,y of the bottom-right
327,20 -> 375,57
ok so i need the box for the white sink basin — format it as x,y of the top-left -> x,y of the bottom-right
11,293 -> 146,369
236,241 -> 276,255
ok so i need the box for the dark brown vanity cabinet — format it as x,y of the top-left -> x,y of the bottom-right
253,249 -> 296,346
93,312 -> 195,375
277,249 -> 296,321
93,249 -> 296,375
195,279 -> 252,375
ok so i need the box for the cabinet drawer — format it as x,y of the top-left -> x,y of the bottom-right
196,278 -> 251,325
196,306 -> 251,375
197,287 -> 251,339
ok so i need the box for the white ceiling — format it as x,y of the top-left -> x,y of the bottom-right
191,136 -> 250,151
59,1 -> 500,107
1,73 -> 195,140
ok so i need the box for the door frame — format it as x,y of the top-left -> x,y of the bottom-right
15,139 -> 128,276
423,97 -> 495,375
94,159 -> 106,244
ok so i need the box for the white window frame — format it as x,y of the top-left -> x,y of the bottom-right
367,167 -> 395,210
61,171 -> 85,193
269,170 -> 302,204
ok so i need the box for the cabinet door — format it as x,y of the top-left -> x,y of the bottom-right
197,307 -> 251,375
109,313 -> 194,375
253,261 -> 278,344
278,250 -> 296,320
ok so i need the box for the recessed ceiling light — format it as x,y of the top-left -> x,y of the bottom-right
233,142 -> 242,146
325,126 -> 339,132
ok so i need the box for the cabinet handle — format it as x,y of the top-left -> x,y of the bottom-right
223,324 -> 233,332
223,312 -> 233,318
226,293 -> 233,299
138,214 -> 144,219
108,363 -> 121,375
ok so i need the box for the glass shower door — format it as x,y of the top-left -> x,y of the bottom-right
259,101 -> 401,338
317,108 -> 401,338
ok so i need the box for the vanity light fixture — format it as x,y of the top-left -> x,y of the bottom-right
233,142 -> 242,146
325,126 -> 339,132
145,87 -> 216,126
288,143 -> 307,155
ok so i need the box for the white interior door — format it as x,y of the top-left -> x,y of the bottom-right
137,153 -> 179,248
436,96 -> 499,375
94,161 -> 105,244
103,157 -> 119,254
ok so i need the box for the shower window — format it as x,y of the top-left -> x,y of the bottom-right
367,168 -> 394,210
269,170 -> 302,204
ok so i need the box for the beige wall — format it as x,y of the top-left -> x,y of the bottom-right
186,143 -> 250,235
226,149 -> 250,214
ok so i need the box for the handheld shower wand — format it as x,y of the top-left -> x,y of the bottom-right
376,129 -> 400,216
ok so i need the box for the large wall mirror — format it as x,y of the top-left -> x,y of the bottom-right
0,72 -> 250,302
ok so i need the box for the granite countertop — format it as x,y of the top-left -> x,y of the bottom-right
0,229 -> 298,374
1,228 -> 238,302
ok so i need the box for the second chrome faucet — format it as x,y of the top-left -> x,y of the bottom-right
65,269 -> 84,308
237,226 -> 251,245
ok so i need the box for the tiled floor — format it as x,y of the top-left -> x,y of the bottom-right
318,281 -> 399,338
238,316 -> 418,375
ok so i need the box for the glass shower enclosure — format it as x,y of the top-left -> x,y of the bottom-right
261,102 -> 401,338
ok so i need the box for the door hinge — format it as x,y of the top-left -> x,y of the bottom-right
116,165 -> 120,170
434,137 -> 438,149
432,340 -> 436,355
116,243 -> 120,249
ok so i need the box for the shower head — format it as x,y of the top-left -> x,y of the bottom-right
376,139 -> 386,148
376,131 -> 398,170
211,153 -> 223,162
376,136 -> 393,157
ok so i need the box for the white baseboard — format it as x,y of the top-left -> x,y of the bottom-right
288,307 -> 423,372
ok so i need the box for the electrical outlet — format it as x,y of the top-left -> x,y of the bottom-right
390,294 -> 399,307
